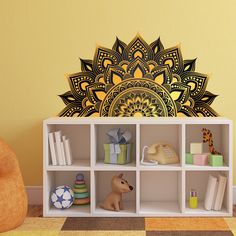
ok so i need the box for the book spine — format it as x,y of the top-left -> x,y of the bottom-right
64,139 -> 72,165
60,141 -> 67,165
204,175 -> 217,210
214,175 -> 227,211
218,177 -> 227,210
54,131 -> 64,165
48,132 -> 57,165
212,181 -> 218,210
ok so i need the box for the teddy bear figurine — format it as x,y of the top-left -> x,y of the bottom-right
100,173 -> 133,211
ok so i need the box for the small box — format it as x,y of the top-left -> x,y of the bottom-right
190,143 -> 203,154
209,154 -> 223,166
193,154 -> 208,166
104,144 -> 132,164
185,153 -> 193,164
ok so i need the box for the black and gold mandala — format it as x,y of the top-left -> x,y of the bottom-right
59,34 -> 218,117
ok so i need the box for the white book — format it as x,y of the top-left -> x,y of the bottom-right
204,175 -> 217,210
63,138 -> 72,165
60,141 -> 67,165
48,132 -> 57,165
217,176 -> 227,210
54,131 -> 64,165
211,181 -> 218,210
213,175 -> 227,211
61,136 -> 68,165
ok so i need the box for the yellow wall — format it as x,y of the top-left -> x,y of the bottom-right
0,0 -> 236,186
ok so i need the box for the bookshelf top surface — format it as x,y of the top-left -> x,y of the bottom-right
44,117 -> 232,125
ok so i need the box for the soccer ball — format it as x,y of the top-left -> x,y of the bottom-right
51,185 -> 74,209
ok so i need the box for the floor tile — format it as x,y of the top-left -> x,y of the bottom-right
0,231 -> 59,236
59,231 -> 146,236
61,217 -> 145,231
9,217 -> 66,231
146,231 -> 233,236
225,218 -> 236,231
145,217 -> 230,231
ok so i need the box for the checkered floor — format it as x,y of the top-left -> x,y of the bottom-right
2,216 -> 236,236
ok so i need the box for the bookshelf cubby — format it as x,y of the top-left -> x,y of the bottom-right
94,124 -> 137,168
94,170 -> 137,216
45,171 -> 91,217
43,117 -> 232,217
140,170 -> 183,216
185,171 -> 230,216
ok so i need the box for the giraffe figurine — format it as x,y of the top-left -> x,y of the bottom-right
202,128 -> 221,155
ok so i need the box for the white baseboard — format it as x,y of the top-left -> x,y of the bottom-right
26,185 -> 236,205
26,186 -> 43,205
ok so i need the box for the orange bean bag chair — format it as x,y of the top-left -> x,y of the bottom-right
0,138 -> 28,232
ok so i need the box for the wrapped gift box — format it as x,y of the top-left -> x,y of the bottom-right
209,154 -> 223,166
104,143 -> 132,164
190,143 -> 203,154
185,153 -> 193,164
193,153 -> 208,166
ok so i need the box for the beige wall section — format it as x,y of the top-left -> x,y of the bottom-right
0,0 -> 236,185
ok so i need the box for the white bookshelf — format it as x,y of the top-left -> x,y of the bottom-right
43,117 -> 233,217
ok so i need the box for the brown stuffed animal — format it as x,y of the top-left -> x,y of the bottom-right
100,173 -> 133,211
0,139 -> 28,232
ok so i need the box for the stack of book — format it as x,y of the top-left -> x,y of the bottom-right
204,174 -> 227,211
48,131 -> 72,166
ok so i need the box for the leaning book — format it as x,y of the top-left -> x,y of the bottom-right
48,132 -> 57,165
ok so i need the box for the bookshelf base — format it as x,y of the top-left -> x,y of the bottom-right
185,201 -> 230,217
94,201 -> 136,217
140,201 -> 181,216
46,205 -> 91,217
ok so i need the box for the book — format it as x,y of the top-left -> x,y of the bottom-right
63,137 -> 72,165
211,180 -> 218,210
60,141 -> 67,165
213,175 -> 227,211
54,131 -> 64,165
204,175 -> 217,210
48,132 -> 57,165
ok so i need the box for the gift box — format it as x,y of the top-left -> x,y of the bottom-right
185,153 -> 193,164
193,153 -> 208,166
209,154 -> 223,166
190,143 -> 203,154
104,143 -> 132,164
104,128 -> 132,165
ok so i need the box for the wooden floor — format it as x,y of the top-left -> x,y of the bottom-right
27,205 -> 236,217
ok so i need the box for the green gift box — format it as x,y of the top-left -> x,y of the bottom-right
104,143 -> 132,164
209,154 -> 223,166
185,153 -> 193,164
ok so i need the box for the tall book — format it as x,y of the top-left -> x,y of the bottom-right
48,132 -> 57,165
204,175 -> 217,210
213,175 -> 227,211
60,141 -> 67,165
211,181 -> 218,210
54,131 -> 64,165
62,135 -> 72,165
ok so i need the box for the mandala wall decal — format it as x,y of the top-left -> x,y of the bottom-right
58,34 -> 219,117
